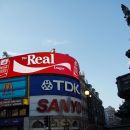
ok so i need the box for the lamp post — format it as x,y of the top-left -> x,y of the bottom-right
44,116 -> 51,130
84,90 -> 92,130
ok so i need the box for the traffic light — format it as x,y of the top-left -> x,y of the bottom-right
44,116 -> 49,127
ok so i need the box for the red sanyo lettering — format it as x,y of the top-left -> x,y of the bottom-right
37,99 -> 48,112
37,98 -> 81,113
27,53 -> 54,65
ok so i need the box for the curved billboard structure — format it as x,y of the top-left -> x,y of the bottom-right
29,75 -> 81,117
0,52 -> 80,79
0,52 -> 81,129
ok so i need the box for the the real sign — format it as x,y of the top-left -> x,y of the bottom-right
0,52 -> 79,79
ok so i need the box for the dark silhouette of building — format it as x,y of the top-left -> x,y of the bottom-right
80,73 -> 105,130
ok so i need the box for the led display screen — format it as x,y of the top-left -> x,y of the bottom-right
0,77 -> 27,99
30,75 -> 81,99
0,52 -> 79,79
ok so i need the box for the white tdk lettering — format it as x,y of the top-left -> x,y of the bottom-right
53,80 -> 64,91
53,80 -> 80,94
27,54 -> 54,65
65,81 -> 73,92
65,81 -> 80,94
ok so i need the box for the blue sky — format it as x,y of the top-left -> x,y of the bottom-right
0,0 -> 130,109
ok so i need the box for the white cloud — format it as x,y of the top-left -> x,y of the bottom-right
42,39 -> 69,46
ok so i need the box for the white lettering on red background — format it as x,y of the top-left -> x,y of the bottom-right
0,52 -> 80,80
27,53 -> 54,65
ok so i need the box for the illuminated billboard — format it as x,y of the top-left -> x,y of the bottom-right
0,77 -> 27,99
0,98 -> 29,107
0,52 -> 80,79
30,75 -> 81,99
30,95 -> 81,117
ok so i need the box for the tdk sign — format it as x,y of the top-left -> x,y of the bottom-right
30,75 -> 81,99
41,80 -> 80,94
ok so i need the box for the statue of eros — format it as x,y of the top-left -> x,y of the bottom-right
121,4 -> 130,26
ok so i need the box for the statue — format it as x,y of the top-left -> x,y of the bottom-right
115,4 -> 130,126
121,4 -> 130,26
116,73 -> 130,124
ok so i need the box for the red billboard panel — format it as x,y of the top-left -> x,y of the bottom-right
0,52 -> 79,79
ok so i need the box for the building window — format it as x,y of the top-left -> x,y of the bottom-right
51,120 -> 57,127
19,108 -> 26,116
73,121 -> 78,127
0,109 -> 6,118
12,109 -> 19,117
6,109 -> 12,117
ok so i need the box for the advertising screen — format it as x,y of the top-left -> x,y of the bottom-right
30,95 -> 81,117
0,52 -> 80,79
30,75 -> 81,99
0,77 -> 27,99
0,118 -> 24,126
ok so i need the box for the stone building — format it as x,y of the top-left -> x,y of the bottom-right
80,73 -> 105,130
104,106 -> 121,127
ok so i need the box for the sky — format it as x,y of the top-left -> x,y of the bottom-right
0,0 -> 130,110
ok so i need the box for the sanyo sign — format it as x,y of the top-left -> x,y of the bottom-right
30,75 -> 81,99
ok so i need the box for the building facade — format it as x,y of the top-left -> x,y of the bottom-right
104,106 -> 121,127
80,74 -> 105,130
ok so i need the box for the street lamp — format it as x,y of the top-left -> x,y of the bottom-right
84,89 -> 92,130
89,95 -> 92,97
85,90 -> 90,96
85,90 -> 92,97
